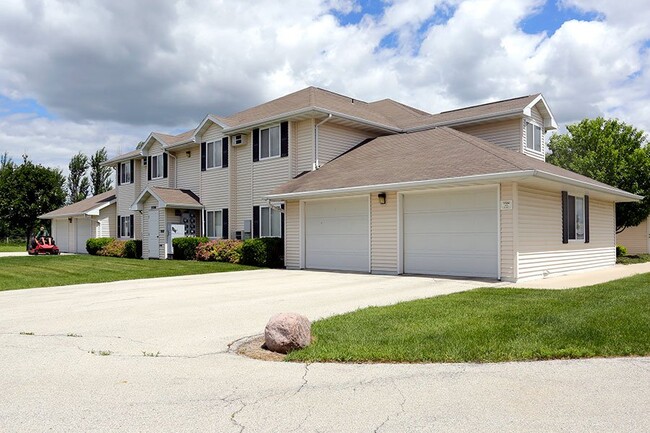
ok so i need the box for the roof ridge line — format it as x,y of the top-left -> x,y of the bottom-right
439,94 -> 538,115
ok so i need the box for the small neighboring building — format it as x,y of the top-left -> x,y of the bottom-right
617,219 -> 650,254
39,190 -> 116,253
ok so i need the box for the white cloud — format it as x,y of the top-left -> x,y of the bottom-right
0,0 -> 649,171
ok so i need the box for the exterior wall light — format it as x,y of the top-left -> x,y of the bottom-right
186,151 -> 191,158
378,192 -> 386,205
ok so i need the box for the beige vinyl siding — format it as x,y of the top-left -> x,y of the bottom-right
97,205 -> 116,238
517,186 -> 615,280
522,107 -> 545,161
370,191 -> 397,274
285,200 -> 300,269
147,141 -> 171,188
253,157 -> 290,204
200,125 -> 229,216
499,182 -> 516,281
233,141 -> 252,236
617,219 -> 649,254
294,119 -> 314,175
317,123 -> 377,166
174,144 -> 200,193
455,119 -> 522,152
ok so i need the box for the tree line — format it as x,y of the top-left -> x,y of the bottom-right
0,148 -> 113,241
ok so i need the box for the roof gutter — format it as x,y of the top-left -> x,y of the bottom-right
533,170 -> 642,201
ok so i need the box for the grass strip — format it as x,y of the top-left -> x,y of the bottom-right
287,273 -> 650,363
0,255 -> 256,291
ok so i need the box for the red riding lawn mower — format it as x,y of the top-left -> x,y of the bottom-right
27,235 -> 60,255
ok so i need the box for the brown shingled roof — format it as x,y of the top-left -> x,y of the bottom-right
268,127 -> 634,199
40,190 -> 116,219
149,187 -> 202,207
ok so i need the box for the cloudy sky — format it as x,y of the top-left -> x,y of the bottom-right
1,0 -> 648,173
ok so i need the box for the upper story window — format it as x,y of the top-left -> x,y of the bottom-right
206,140 -> 223,169
260,126 -> 280,159
151,154 -> 164,179
119,161 -> 132,184
526,122 -> 542,152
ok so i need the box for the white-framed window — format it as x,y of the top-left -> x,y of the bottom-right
260,125 -> 280,159
119,215 -> 131,238
526,122 -> 542,152
151,154 -> 164,179
206,210 -> 223,238
260,206 -> 281,237
206,141 -> 222,169
120,161 -> 131,184
568,195 -> 585,241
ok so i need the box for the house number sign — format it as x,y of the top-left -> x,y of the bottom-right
500,200 -> 513,210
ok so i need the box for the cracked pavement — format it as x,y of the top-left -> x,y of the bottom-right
0,269 -> 648,432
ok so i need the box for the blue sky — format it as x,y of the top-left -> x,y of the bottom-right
0,0 -> 648,173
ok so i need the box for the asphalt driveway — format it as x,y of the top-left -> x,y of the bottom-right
0,269 -> 648,432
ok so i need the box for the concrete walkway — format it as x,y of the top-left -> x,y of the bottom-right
0,269 -> 648,432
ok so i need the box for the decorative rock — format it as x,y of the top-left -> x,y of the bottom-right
264,313 -> 311,354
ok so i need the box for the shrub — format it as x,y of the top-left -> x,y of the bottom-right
97,240 -> 127,257
86,237 -> 114,255
172,236 -> 209,260
616,245 -> 628,257
124,240 -> 142,259
196,239 -> 243,263
240,237 -> 284,267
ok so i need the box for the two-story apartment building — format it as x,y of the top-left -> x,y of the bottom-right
100,86 -> 639,281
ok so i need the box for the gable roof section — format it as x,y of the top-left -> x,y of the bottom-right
267,127 -> 640,202
405,94 -> 554,131
40,190 -> 116,219
104,149 -> 143,166
130,186 -> 203,211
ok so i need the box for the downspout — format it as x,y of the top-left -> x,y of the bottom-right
314,114 -> 332,170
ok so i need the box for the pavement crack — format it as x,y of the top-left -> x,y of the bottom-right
373,378 -> 408,432
293,363 -> 311,396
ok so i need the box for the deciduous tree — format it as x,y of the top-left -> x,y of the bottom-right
90,147 -> 112,195
67,152 -> 90,203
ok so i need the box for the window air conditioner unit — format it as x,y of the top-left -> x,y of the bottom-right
232,134 -> 248,146
235,230 -> 243,240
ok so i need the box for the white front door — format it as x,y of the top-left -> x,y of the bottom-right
402,186 -> 498,278
304,197 -> 369,272
148,209 -> 159,259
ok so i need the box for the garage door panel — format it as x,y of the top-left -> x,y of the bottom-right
403,188 -> 498,278
305,197 -> 369,272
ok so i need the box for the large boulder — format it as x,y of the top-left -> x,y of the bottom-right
264,313 -> 311,354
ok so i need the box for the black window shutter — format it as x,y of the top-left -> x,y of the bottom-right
222,208 -> 229,239
129,215 -> 134,239
163,153 -> 168,178
117,215 -> 121,238
117,163 -> 122,186
281,203 -> 285,240
561,191 -> 569,244
200,142 -> 206,171
584,195 -> 590,243
253,206 -> 260,238
280,121 -> 289,157
222,137 -> 229,168
130,160 -> 135,184
147,156 -> 152,180
568,196 -> 576,240
253,128 -> 260,162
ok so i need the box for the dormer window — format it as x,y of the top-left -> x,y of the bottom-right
526,122 -> 542,152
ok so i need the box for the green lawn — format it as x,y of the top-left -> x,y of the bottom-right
286,273 -> 650,363
617,254 -> 650,265
0,255 -> 256,291
0,243 -> 26,252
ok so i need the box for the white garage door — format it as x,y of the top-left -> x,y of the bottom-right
75,218 -> 93,254
305,197 -> 369,272
403,187 -> 498,278
53,219 -> 70,252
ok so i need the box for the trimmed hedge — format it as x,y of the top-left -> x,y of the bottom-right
86,237 -> 114,255
97,240 -> 127,257
196,239 -> 243,263
172,236 -> 209,260
240,238 -> 284,268
124,240 -> 142,259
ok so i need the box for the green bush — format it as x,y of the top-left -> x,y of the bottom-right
97,240 -> 127,257
196,239 -> 243,263
86,237 -> 114,255
124,240 -> 142,259
172,236 -> 209,260
616,245 -> 628,257
240,237 -> 284,267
